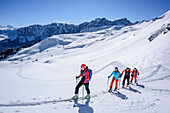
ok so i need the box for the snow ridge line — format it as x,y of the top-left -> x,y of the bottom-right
144,75 -> 170,82
140,65 -> 162,81
147,88 -> 170,93
94,61 -> 125,74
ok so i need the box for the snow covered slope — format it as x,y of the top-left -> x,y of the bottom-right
0,10 -> 170,113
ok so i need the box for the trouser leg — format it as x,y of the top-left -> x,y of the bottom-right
122,78 -> 125,86
127,76 -> 130,85
110,78 -> 115,89
134,76 -> 137,83
75,81 -> 83,94
84,83 -> 90,94
115,80 -> 119,89
130,76 -> 134,82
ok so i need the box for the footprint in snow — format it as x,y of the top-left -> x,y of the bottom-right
14,110 -> 20,112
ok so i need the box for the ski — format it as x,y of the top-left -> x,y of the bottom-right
111,90 -> 120,94
118,85 -> 130,90
119,86 -> 126,90
105,89 -> 119,93
71,94 -> 97,101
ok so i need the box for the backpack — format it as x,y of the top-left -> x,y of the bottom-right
132,69 -> 138,76
87,69 -> 93,81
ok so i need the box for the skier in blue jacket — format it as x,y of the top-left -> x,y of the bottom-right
108,67 -> 122,92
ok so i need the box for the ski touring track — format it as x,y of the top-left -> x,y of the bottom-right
0,94 -> 99,107
17,66 -> 75,83
16,60 -> 125,83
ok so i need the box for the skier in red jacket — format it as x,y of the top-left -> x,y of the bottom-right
72,64 -> 90,99
130,68 -> 140,84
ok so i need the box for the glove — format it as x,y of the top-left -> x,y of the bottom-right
76,76 -> 79,79
108,76 -> 110,78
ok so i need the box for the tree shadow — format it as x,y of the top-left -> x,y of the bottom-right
73,98 -> 94,113
111,91 -> 128,100
125,87 -> 141,94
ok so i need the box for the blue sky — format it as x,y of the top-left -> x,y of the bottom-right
0,0 -> 170,27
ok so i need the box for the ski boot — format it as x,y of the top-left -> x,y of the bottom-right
85,94 -> 90,99
114,88 -> 117,91
134,82 -> 138,85
72,94 -> 78,100
127,84 -> 131,87
108,87 -> 112,92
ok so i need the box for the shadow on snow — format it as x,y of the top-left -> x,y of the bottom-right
125,87 -> 141,94
111,91 -> 128,100
73,98 -> 94,113
136,84 -> 145,88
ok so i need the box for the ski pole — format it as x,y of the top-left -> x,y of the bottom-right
137,75 -> 139,84
82,85 -> 84,104
119,78 -> 121,89
106,78 -> 109,91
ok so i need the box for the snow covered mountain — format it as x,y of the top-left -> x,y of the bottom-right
0,25 -> 17,41
12,18 -> 132,44
0,25 -> 16,30
0,18 -> 132,53
0,10 -> 170,113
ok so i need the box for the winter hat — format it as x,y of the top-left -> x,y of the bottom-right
81,64 -> 86,69
127,67 -> 130,70
115,67 -> 118,70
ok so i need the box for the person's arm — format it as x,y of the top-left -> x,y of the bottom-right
119,72 -> 122,77
108,71 -> 114,78
76,74 -> 81,79
76,70 -> 83,79
130,70 -> 133,73
78,74 -> 81,78
137,71 -> 140,75
121,69 -> 125,75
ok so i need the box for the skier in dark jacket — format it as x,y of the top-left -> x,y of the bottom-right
121,67 -> 132,88
72,64 -> 90,99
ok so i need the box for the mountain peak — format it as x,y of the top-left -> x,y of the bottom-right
88,17 -> 132,26
0,25 -> 16,30
94,18 -> 107,21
